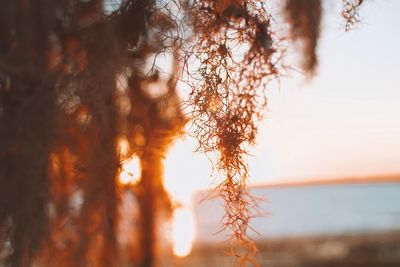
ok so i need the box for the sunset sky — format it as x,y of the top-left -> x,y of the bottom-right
164,0 -> 400,205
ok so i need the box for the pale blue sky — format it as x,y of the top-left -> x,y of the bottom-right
164,0 -> 400,204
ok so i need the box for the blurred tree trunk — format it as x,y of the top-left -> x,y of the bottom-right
138,145 -> 163,267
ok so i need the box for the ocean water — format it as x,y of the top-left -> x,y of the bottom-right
193,183 -> 400,243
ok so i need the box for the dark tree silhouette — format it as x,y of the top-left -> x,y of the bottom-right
0,0 -> 365,266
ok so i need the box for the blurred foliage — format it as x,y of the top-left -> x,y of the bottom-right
0,0 -> 364,266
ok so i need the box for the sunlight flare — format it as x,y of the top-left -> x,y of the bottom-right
171,208 -> 195,257
119,138 -> 141,185
119,155 -> 141,185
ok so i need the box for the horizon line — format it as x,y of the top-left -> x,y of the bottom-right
251,173 -> 400,189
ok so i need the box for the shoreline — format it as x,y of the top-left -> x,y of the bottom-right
174,231 -> 400,267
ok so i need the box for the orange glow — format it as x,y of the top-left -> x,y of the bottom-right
171,208 -> 195,257
118,138 -> 141,185
119,155 -> 141,185
207,96 -> 221,114
163,138 -> 214,257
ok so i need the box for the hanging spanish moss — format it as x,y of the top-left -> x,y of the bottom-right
342,0 -> 365,31
185,1 -> 280,264
284,0 -> 322,74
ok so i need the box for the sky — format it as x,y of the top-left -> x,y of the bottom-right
163,0 -> 400,205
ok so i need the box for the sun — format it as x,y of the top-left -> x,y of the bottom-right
163,137 -> 213,257
171,208 -> 195,257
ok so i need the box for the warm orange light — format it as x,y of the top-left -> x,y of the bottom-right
171,208 -> 195,257
207,96 -> 221,114
119,155 -> 141,185
163,138 -> 211,257
118,138 -> 141,185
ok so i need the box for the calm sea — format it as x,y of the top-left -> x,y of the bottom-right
193,183 -> 400,243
